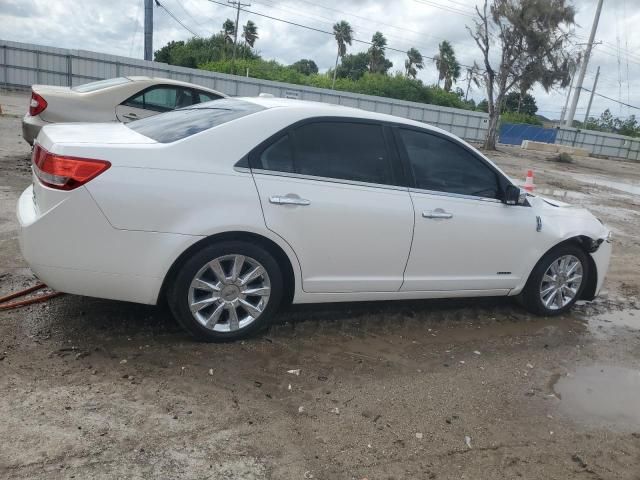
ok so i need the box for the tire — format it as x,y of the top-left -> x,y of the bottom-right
167,241 -> 283,341
520,243 -> 588,316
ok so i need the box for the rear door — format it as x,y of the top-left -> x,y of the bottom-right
251,119 -> 414,293
115,85 -> 196,122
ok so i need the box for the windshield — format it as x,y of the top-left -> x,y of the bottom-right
73,77 -> 131,93
126,99 -> 265,143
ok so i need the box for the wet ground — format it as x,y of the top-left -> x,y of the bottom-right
1,91 -> 640,479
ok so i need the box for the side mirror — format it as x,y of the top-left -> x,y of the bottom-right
504,185 -> 526,205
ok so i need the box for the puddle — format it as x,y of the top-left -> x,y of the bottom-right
586,309 -> 640,339
571,173 -> 640,197
553,365 -> 640,431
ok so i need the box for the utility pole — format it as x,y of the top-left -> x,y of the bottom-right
583,66 -> 600,123
228,0 -> 250,64
565,0 -> 603,127
559,71 -> 576,124
144,0 -> 153,61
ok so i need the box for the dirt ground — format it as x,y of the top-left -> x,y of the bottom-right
1,90 -> 639,480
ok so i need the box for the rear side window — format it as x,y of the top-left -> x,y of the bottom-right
126,98 -> 265,143
198,91 -> 224,103
255,121 -> 394,186
73,77 -> 131,93
124,86 -> 180,112
399,129 -> 500,199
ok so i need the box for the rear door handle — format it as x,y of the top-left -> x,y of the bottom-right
269,195 -> 311,206
422,209 -> 453,219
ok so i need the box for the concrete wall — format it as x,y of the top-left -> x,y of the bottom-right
0,39 -> 490,142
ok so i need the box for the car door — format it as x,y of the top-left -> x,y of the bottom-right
116,85 -> 192,122
250,120 -> 414,293
395,127 -> 537,292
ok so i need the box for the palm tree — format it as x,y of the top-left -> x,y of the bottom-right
242,20 -> 259,56
332,20 -> 353,89
221,19 -> 236,45
433,40 -> 460,92
242,20 -> 258,49
404,47 -> 424,79
368,31 -> 387,73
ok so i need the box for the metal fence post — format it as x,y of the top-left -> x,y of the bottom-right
116,61 -> 121,77
35,50 -> 40,84
2,45 -> 7,88
66,54 -> 72,87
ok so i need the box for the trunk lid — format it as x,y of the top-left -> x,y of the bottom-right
37,122 -> 157,150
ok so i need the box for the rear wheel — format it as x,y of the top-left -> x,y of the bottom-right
167,241 -> 283,341
520,244 -> 588,316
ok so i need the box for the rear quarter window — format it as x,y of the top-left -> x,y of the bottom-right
126,99 -> 265,143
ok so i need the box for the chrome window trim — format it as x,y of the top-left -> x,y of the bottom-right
251,168 -> 408,192
408,187 -> 503,204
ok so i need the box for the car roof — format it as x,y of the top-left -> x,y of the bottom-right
125,76 -> 227,96
238,96 -> 453,137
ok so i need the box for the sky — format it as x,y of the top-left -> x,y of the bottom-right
1,0 -> 639,121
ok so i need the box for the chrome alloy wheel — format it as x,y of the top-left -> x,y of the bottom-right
188,254 -> 271,332
539,254 -> 583,310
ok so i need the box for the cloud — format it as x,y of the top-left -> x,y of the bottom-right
1,0 -> 638,120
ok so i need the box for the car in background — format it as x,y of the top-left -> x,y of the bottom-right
17,97 -> 612,341
22,76 -> 226,145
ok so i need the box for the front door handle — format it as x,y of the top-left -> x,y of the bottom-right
123,112 -> 138,120
269,195 -> 311,206
422,208 -> 453,219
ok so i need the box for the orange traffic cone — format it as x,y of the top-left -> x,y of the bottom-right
523,170 -> 535,192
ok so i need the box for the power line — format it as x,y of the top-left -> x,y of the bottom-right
582,86 -> 640,111
412,0 -> 475,18
156,0 -> 202,37
204,0 -> 481,71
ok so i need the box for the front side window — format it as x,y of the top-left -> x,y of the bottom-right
399,129 -> 500,199
255,121 -> 394,186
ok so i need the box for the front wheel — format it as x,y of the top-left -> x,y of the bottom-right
167,241 -> 283,341
520,244 -> 588,316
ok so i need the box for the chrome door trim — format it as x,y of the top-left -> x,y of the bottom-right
409,187 -> 503,204
251,168 -> 409,192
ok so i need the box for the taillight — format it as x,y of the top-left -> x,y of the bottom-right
32,145 -> 111,190
29,92 -> 48,116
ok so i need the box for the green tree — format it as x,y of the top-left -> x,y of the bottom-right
290,59 -> 319,75
503,91 -> 538,116
334,52 -> 369,80
242,20 -> 258,49
332,20 -> 354,89
433,40 -> 460,92
368,32 -> 392,74
154,34 -> 257,68
468,0 -> 576,149
404,47 -> 424,79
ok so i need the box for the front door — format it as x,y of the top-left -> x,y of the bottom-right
395,127 -> 536,292
251,120 -> 414,293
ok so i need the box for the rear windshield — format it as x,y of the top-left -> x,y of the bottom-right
73,77 -> 131,93
126,99 -> 265,143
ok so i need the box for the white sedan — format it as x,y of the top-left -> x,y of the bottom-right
17,97 -> 612,341
22,76 -> 226,145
